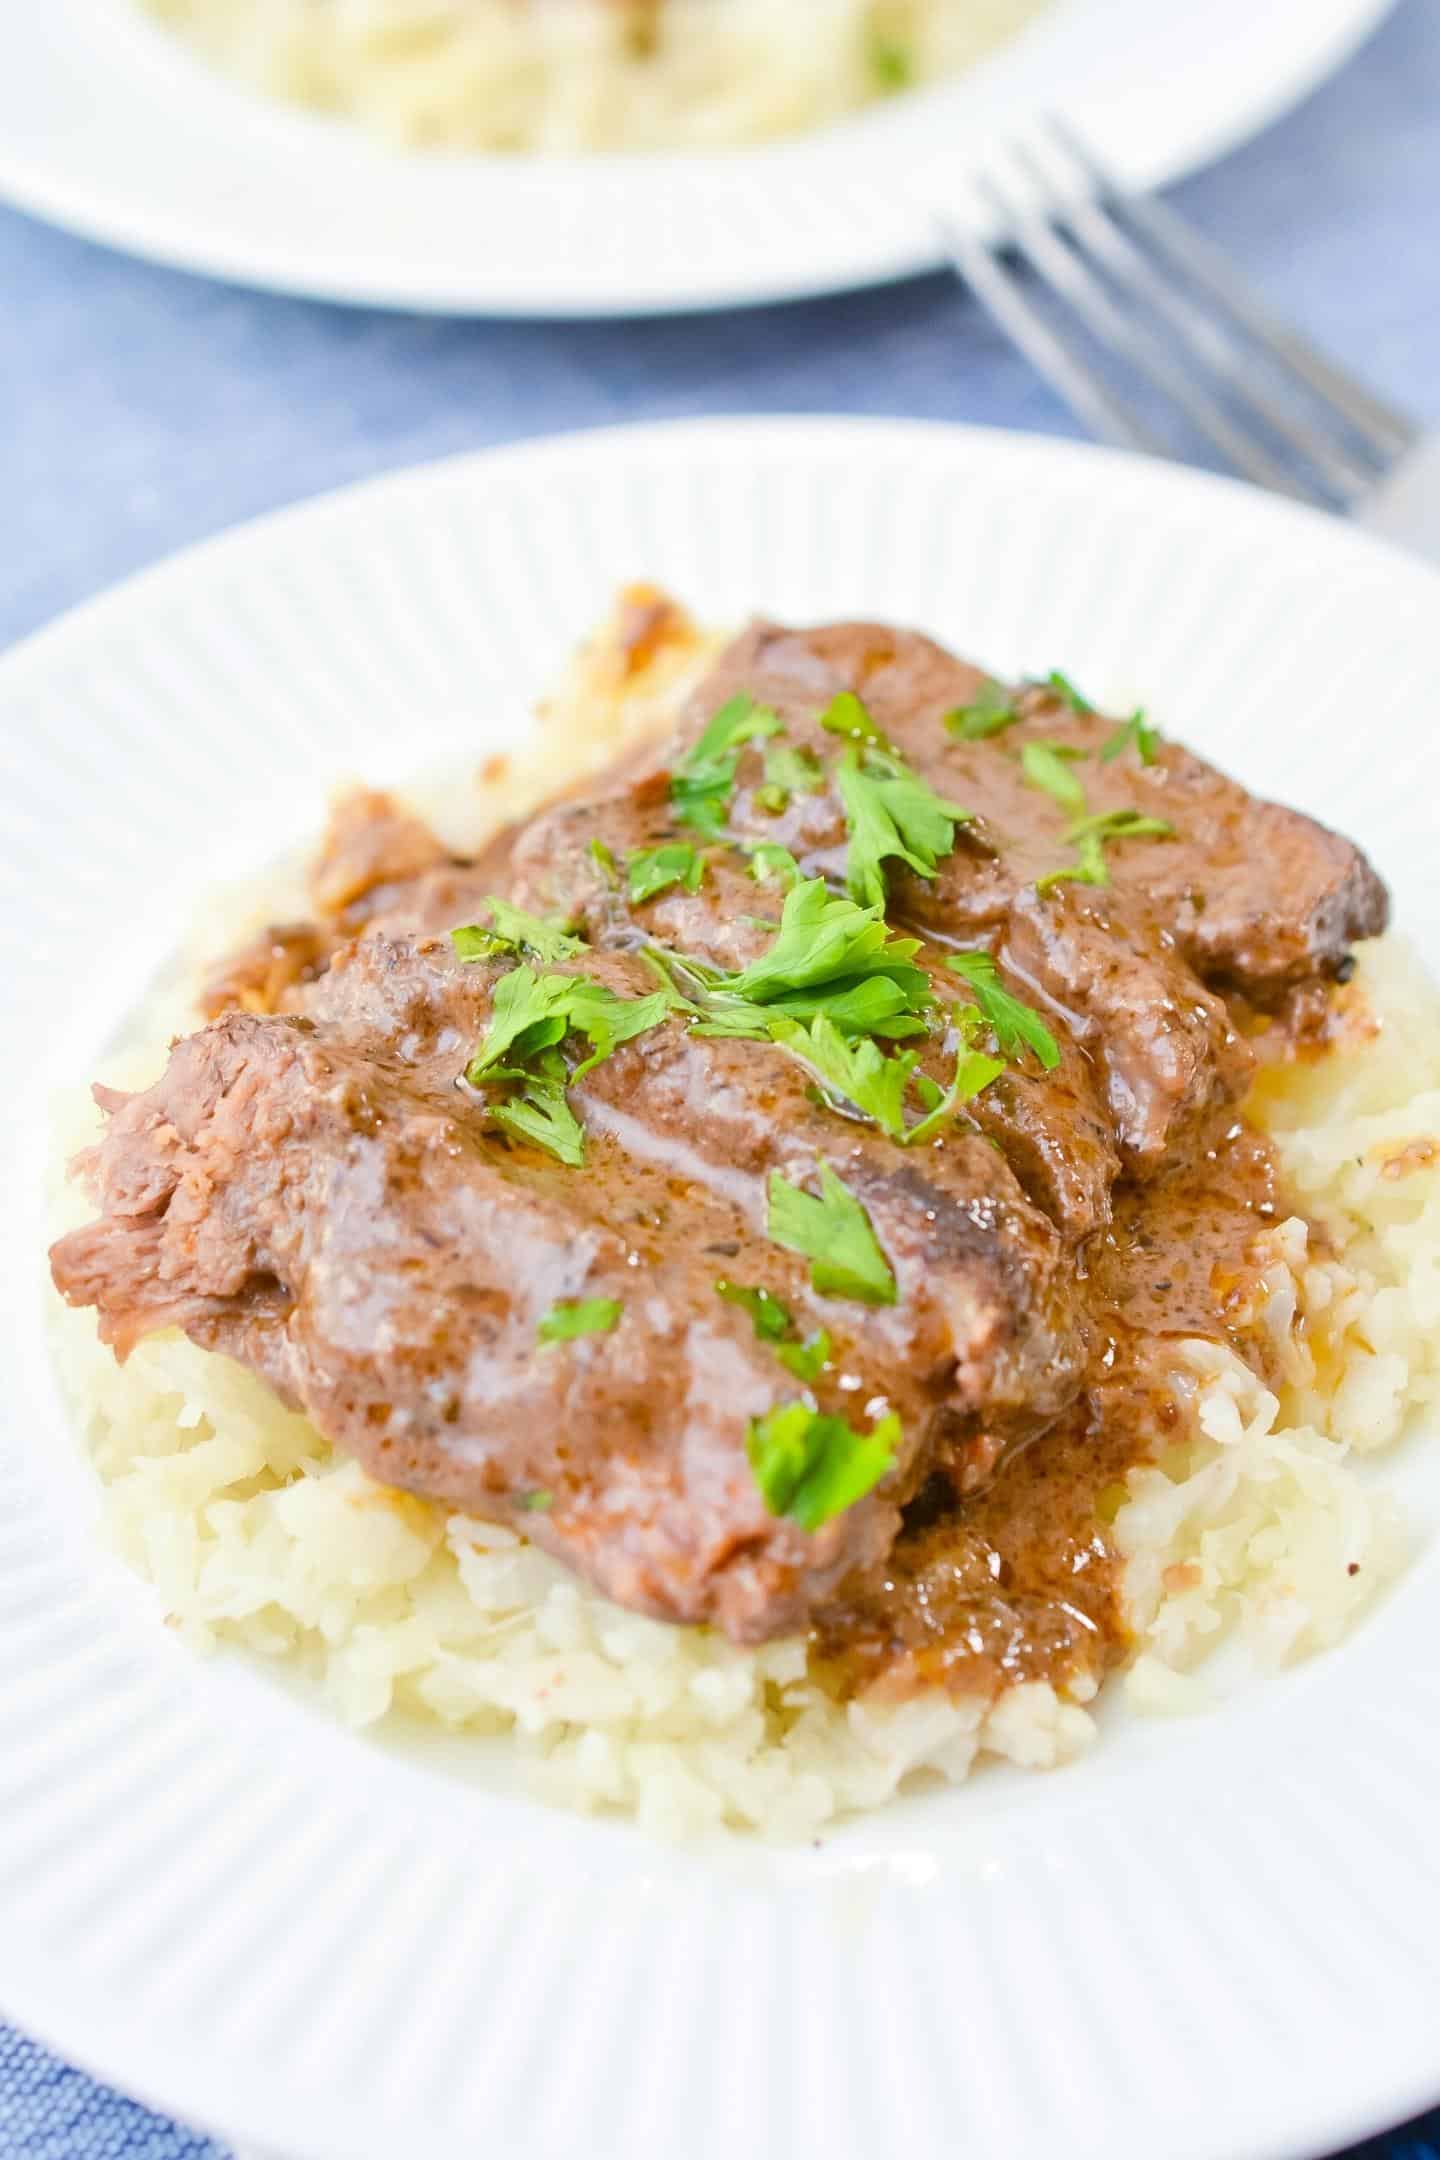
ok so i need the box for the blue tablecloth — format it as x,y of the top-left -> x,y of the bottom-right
3,3 -> 1439,2152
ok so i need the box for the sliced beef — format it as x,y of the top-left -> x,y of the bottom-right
55,931 -> 1081,1639
51,611 -> 1390,1659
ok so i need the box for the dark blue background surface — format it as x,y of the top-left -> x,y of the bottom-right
3,2 -> 1438,2151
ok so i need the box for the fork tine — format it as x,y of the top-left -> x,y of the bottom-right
1019,138 -> 1378,506
935,204 -> 1168,458
975,167 -> 1315,502
1048,117 -> 1418,464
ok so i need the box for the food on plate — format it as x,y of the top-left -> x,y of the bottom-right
138,0 -> 1050,153
49,589 -> 1439,1835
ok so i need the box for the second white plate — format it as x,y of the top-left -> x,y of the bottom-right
0,0 -> 1398,314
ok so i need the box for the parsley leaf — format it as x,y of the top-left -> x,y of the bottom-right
1036,808 -> 1175,896
555,980 -> 677,1079
1020,740 -> 1088,814
945,678 -> 1018,741
947,951 -> 1061,1070
717,1279 -> 831,1383
725,878 -> 929,1008
746,1401 -> 900,1530
1035,831 -> 1110,896
766,1162 -> 896,1304
765,743 -> 825,796
1098,710 -> 1160,765
451,900 -> 584,966
491,1065 -> 586,1166
746,842 -> 802,889
836,746 -> 973,909
462,965 -> 675,1162
627,842 -> 704,905
671,693 -> 782,840
1067,807 -> 1175,846
1044,669 -> 1095,715
464,965 -> 575,1078
769,1014 -> 918,1140
588,838 -> 619,887
520,1489 -> 554,1512
820,689 -> 895,750
537,1298 -> 622,1344
717,1278 -> 793,1343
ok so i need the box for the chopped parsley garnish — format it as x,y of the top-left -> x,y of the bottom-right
1098,710 -> 1160,765
1020,740 -> 1088,814
766,1162 -> 897,1305
627,842 -> 704,905
944,678 -> 1018,741
670,692 -> 782,840
746,1401 -> 900,1531
537,1298 -> 622,1345
520,1490 -> 554,1511
768,1010 -> 1002,1146
1044,668 -> 1095,715
764,743 -> 825,797
717,1280 -> 831,1383
746,842 -> 802,889
835,744 -> 973,909
1036,807 -> 1175,895
451,900 -> 585,966
462,964 -> 675,1163
947,951 -> 1061,1070
820,689 -> 895,751
724,878 -> 927,1008
588,837 -> 619,887
653,878 -> 933,1046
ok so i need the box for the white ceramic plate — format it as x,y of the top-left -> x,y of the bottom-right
3,417 -> 1439,2160
0,0 -> 1398,315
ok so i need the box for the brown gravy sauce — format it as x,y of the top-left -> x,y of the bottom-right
812,1111 -> 1290,1705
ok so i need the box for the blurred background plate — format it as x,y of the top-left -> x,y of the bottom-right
1,416 -> 1439,2160
0,0 -> 1400,316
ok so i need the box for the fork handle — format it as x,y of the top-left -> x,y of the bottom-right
1356,434 -> 1440,565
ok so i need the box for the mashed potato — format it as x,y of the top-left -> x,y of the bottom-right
139,0 -> 1051,153
48,600 -> 1440,1836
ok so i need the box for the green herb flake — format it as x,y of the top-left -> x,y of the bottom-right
670,692 -> 783,840
766,1161 -> 897,1305
836,746 -> 973,909
717,1279 -> 832,1382
1036,807 -> 1175,898
1098,710 -> 1160,766
626,842 -> 704,905
765,743 -> 825,796
1067,807 -> 1175,846
520,1489 -> 554,1512
746,842 -> 802,890
588,838 -> 619,887
1020,740 -> 1088,815
1044,669 -> 1095,716
944,678 -> 1018,742
537,1298 -> 623,1345
462,965 -> 677,1164
450,900 -> 585,967
819,689 -> 895,751
946,951 -> 1061,1071
746,1401 -> 900,1531
777,1331 -> 833,1384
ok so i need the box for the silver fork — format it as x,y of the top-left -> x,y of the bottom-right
936,119 -> 1440,558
